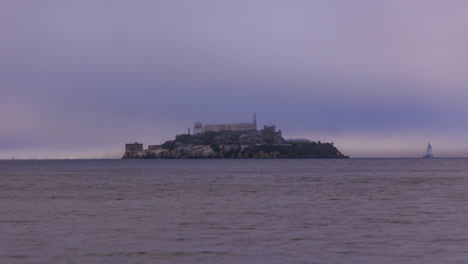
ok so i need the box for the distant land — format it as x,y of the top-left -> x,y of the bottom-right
122,115 -> 348,159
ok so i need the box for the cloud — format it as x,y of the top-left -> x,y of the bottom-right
1,0 -> 468,158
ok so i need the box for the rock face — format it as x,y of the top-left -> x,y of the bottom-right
122,128 -> 348,159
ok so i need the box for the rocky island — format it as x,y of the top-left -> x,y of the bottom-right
122,124 -> 348,159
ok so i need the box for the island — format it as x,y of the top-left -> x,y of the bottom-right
122,122 -> 348,159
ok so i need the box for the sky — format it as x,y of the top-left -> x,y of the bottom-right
2,0 -> 468,158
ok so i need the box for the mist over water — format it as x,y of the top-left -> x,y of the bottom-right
2,159 -> 468,264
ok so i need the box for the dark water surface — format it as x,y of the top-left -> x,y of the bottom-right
1,159 -> 468,264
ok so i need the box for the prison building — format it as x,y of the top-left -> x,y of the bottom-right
201,114 -> 257,133
125,142 -> 143,152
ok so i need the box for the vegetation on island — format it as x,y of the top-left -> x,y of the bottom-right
123,128 -> 348,159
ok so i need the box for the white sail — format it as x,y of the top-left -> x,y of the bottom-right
423,143 -> 434,158
426,143 -> 432,156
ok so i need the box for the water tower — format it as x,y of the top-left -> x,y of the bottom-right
194,122 -> 203,134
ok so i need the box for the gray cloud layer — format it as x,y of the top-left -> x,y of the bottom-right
2,1 -> 468,158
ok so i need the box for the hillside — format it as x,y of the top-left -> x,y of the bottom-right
122,128 -> 348,159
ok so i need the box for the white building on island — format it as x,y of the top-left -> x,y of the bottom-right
195,114 -> 258,134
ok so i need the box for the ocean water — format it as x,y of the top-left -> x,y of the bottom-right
2,158 -> 468,264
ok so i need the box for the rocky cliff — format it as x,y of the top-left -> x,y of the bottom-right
122,129 -> 348,159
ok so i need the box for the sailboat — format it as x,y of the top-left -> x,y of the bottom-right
422,143 -> 434,158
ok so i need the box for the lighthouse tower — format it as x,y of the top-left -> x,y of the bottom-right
253,113 -> 257,130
